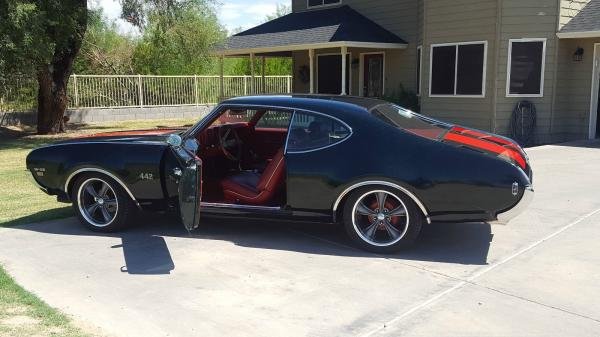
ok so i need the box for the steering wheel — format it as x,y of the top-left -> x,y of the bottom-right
218,125 -> 243,162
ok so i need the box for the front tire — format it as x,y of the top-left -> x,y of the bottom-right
342,186 -> 423,253
71,173 -> 134,232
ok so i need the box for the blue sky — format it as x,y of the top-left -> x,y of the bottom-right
95,0 -> 287,34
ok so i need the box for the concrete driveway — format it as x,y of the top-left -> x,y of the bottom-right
1,141 -> 600,337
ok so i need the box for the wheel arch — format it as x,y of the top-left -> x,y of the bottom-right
64,168 -> 140,208
332,180 -> 431,224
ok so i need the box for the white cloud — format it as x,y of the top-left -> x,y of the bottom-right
92,0 -> 286,35
217,1 -> 286,33
91,0 -> 137,35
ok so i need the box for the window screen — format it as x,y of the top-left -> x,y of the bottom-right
431,46 -> 456,95
456,44 -> 485,95
508,40 -> 545,96
308,0 -> 340,7
430,42 -> 486,96
287,112 -> 350,152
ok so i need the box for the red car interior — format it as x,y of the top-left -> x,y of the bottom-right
221,148 -> 286,205
194,110 -> 290,206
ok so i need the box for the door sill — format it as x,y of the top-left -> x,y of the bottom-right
200,202 -> 281,211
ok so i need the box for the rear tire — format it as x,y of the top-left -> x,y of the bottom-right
342,186 -> 423,253
71,173 -> 135,232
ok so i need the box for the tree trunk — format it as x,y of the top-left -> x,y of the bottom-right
36,0 -> 87,135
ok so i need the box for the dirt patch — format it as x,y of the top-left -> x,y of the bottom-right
0,314 -> 39,326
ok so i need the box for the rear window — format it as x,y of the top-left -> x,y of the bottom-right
371,104 -> 450,140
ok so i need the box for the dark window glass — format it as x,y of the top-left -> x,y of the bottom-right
509,41 -> 544,95
287,112 -> 350,152
416,47 -> 422,95
430,46 -> 456,95
255,110 -> 292,129
456,44 -> 485,95
308,0 -> 340,7
371,104 -> 450,140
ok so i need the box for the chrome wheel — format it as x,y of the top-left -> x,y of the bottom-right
77,178 -> 118,228
352,190 -> 409,247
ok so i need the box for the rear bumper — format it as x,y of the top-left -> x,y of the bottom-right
494,184 -> 534,224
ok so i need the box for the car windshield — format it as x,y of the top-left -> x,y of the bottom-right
370,104 -> 450,140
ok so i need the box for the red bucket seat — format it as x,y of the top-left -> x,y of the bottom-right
221,148 -> 285,205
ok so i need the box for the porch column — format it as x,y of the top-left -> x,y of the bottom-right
309,49 -> 315,94
261,56 -> 266,93
219,55 -> 224,99
340,46 -> 347,95
250,53 -> 255,94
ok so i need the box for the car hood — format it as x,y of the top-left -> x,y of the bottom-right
54,128 -> 185,145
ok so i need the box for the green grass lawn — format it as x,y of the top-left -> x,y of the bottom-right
0,118 -> 195,336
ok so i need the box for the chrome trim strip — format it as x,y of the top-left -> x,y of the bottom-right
284,109 -> 354,154
283,110 -> 296,154
64,168 -> 141,208
494,184 -> 534,224
332,180 -> 431,224
37,140 -> 166,149
200,202 -> 281,211
184,103 -> 354,154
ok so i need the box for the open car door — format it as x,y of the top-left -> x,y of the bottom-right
171,137 -> 202,231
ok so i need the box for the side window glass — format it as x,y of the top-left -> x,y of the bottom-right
287,112 -> 351,152
255,110 -> 292,129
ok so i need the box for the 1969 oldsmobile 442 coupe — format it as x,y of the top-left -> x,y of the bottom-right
27,95 -> 533,253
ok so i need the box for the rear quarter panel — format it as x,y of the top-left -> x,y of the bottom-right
286,112 -> 529,222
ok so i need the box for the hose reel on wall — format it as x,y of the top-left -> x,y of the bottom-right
510,101 -> 536,146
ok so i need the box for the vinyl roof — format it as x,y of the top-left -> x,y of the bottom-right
218,5 -> 407,55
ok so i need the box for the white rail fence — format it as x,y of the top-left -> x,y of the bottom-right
0,75 -> 292,112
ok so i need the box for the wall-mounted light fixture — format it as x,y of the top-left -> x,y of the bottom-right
573,47 -> 584,62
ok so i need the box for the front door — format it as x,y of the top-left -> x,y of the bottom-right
173,143 -> 202,231
363,54 -> 384,97
317,54 -> 350,95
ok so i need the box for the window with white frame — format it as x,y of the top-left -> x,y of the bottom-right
506,38 -> 546,97
429,41 -> 487,97
307,0 -> 340,8
416,46 -> 422,96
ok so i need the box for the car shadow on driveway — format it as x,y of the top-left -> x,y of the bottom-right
8,212 -> 493,274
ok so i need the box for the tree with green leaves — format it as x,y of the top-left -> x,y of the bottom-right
0,0 -> 216,134
1,0 -> 87,134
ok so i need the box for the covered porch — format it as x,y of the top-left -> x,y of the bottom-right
215,5 -> 407,98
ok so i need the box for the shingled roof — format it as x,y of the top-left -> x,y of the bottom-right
218,5 -> 407,55
558,0 -> 600,37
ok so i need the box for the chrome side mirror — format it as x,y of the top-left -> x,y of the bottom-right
166,134 -> 182,147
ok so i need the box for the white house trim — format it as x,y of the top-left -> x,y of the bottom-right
216,41 -> 407,56
428,40 -> 488,98
589,43 -> 600,139
359,51 -> 386,97
506,38 -> 547,98
557,31 -> 600,39
416,45 -> 422,96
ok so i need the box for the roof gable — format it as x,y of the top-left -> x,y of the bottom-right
219,5 -> 407,53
